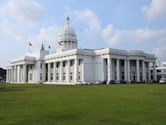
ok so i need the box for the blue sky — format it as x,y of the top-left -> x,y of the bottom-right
0,0 -> 166,68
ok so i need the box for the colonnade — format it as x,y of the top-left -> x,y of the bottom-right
6,65 -> 27,83
44,58 -> 84,83
6,57 -> 157,84
105,58 -> 156,83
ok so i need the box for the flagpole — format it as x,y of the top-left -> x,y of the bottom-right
28,42 -> 30,52
28,42 -> 32,52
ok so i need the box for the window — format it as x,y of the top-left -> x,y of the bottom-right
56,73 -> 59,80
63,73 -> 66,80
70,72 -> 73,80
29,65 -> 33,70
63,76 -> 65,80
78,72 -> 81,80
56,62 -> 60,68
51,73 -> 53,80
46,73 -> 48,81
40,74 -> 42,80
51,63 -> 54,69
70,60 -> 73,66
45,64 -> 48,71
30,74 -> 32,80
63,62 -> 66,67
79,59 -> 81,65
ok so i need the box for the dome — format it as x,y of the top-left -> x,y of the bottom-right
57,16 -> 78,52
57,16 -> 77,42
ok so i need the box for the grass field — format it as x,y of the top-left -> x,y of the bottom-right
0,83 -> 166,125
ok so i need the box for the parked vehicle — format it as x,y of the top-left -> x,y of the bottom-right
159,78 -> 166,84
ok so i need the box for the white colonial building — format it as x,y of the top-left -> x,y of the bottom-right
155,61 -> 166,81
6,16 -> 157,84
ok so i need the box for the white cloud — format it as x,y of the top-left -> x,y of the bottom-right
71,9 -> 103,47
74,9 -> 101,33
0,20 -> 25,42
0,0 -> 49,42
142,0 -> 166,19
0,0 -> 47,26
152,45 -> 166,59
72,9 -> 166,60
102,24 -> 166,60
102,25 -> 166,46
28,26 -> 59,51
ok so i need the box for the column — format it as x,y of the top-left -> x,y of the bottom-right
6,69 -> 8,82
23,65 -> 27,83
10,69 -> 12,82
11,66 -> 14,82
17,66 -> 20,83
142,60 -> 145,82
153,62 -> 157,81
53,62 -> 56,82
10,68 -> 12,82
59,61 -> 63,82
13,67 -> 15,82
74,57 -> 78,83
136,60 -> 140,82
82,59 -> 85,83
14,66 -> 16,82
102,59 -> 105,81
127,60 -> 130,82
7,69 -> 9,82
107,57 -> 111,84
21,66 -> 23,82
16,66 -> 18,83
148,62 -> 151,81
42,64 -> 46,82
124,60 -> 127,81
66,60 -> 70,83
48,63 -> 51,82
116,59 -> 120,82
9,69 -> 11,82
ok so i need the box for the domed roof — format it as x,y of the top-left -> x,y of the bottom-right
57,16 -> 77,42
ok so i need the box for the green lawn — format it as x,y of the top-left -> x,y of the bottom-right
0,83 -> 166,125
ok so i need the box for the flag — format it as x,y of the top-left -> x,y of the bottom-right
29,42 -> 32,47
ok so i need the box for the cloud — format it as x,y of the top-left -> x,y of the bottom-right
142,0 -> 166,19
0,0 -> 49,42
71,9 -> 103,47
102,24 -> 166,46
152,45 -> 166,60
102,24 -> 166,60
0,20 -> 25,42
28,26 -> 59,51
71,9 -> 166,60
74,9 -> 101,33
0,0 -> 48,26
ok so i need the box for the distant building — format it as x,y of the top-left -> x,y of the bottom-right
156,62 -> 166,81
6,16 -> 157,84
0,68 -> 6,82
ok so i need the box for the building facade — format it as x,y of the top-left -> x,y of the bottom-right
6,17 -> 157,84
155,62 -> 166,81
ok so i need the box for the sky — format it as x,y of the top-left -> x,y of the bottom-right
0,0 -> 166,68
